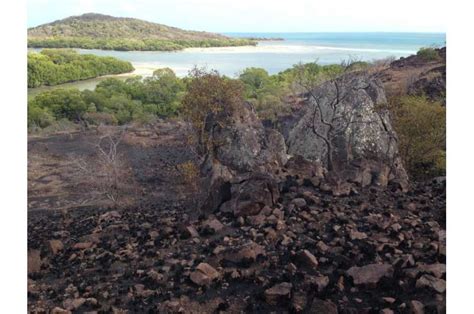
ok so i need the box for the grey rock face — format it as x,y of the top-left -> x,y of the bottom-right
286,71 -> 408,188
200,102 -> 287,213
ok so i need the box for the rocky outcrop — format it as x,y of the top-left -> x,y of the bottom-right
285,71 -> 408,190
377,47 -> 446,102
408,65 -> 446,102
199,71 -> 410,215
199,101 -> 287,213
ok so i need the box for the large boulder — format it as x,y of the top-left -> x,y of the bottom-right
200,102 -> 287,213
285,71 -> 408,189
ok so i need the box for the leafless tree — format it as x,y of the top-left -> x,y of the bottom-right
71,127 -> 131,205
293,61 -> 379,171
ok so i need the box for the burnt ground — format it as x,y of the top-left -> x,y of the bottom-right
28,124 -> 446,313
28,121 -> 201,213
28,51 -> 447,312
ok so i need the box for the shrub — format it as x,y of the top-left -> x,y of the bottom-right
28,103 -> 55,128
182,68 -> 245,153
416,47 -> 440,61
30,88 -> 88,122
390,95 -> 446,180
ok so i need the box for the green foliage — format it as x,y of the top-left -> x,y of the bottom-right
27,14 -> 256,51
28,68 -> 185,128
28,103 -> 54,128
30,88 -> 88,121
239,67 -> 290,121
390,95 -> 446,180
28,49 -> 134,87
416,47 -> 440,61
182,68 -> 245,151
237,62 -> 351,122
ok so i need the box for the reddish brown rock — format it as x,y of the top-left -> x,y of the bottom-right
409,300 -> 425,314
48,239 -> 64,255
190,263 -> 219,286
347,264 -> 393,285
298,250 -> 319,268
264,282 -> 292,305
51,307 -> 71,314
416,275 -> 446,293
202,218 -> 224,233
350,230 -> 368,240
73,242 -> 93,250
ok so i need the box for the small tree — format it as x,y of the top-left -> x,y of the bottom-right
292,61 -> 375,171
181,68 -> 245,155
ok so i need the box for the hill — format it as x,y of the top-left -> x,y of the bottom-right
27,13 -> 256,51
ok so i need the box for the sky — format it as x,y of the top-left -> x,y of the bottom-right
27,0 -> 446,33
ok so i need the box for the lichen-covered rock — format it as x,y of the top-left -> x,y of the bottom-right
200,101 -> 287,212
286,71 -> 408,189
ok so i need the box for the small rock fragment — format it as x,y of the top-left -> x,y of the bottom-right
264,282 -> 292,305
409,300 -> 425,314
346,264 -> 393,285
190,263 -> 219,286
48,239 -> 64,255
298,250 -> 318,268
416,275 -> 446,293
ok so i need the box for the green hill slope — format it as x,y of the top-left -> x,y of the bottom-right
28,13 -> 256,51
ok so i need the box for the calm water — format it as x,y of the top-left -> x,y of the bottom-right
28,32 -> 445,95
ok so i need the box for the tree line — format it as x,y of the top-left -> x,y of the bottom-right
28,38 -> 256,52
28,49 -> 134,88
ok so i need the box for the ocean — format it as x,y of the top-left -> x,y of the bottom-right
28,32 -> 446,94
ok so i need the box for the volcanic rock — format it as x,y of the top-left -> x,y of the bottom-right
298,250 -> 319,268
309,298 -> 338,314
73,242 -> 93,250
285,71 -> 408,189
416,275 -> 446,293
190,262 -> 219,286
291,292 -> 307,312
48,239 -> 64,255
199,101 -> 287,213
409,300 -> 425,314
417,263 -> 446,278
51,307 -> 71,314
292,198 -> 307,208
264,282 -> 292,305
346,264 -> 394,285
313,276 -> 330,292
202,218 -> 224,233
350,230 -> 368,240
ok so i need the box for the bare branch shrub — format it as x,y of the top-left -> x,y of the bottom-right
70,127 -> 136,206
